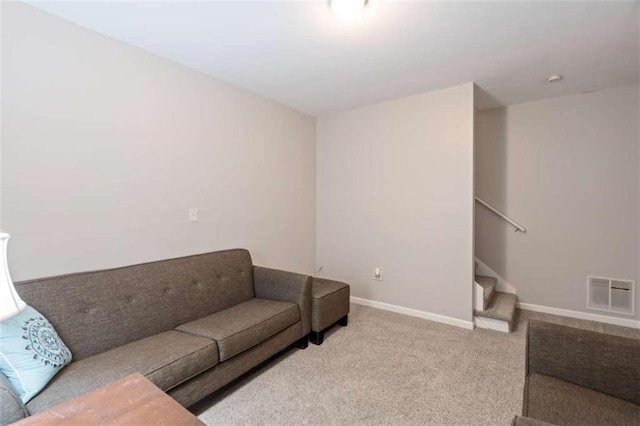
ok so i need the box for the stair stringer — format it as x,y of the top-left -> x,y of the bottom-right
475,257 -> 516,295
474,281 -> 485,311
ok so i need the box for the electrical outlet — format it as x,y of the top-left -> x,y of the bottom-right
373,267 -> 382,281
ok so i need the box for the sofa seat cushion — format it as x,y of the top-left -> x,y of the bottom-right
26,330 -> 217,414
525,373 -> 640,426
176,298 -> 299,361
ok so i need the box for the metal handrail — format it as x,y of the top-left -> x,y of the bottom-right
475,196 -> 526,233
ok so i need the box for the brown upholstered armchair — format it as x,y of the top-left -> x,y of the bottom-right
513,319 -> 640,426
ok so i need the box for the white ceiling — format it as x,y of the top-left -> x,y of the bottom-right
25,0 -> 639,115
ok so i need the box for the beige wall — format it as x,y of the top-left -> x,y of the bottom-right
2,2 -> 317,281
475,84 -> 640,319
317,83 -> 475,323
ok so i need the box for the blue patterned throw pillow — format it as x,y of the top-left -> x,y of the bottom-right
0,305 -> 72,403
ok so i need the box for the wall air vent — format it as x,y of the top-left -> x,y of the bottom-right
587,276 -> 635,316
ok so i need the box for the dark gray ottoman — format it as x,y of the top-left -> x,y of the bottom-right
311,278 -> 350,345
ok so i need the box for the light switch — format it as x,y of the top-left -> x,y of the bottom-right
189,208 -> 198,222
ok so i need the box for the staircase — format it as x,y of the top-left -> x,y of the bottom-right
474,274 -> 518,333
473,197 -> 523,332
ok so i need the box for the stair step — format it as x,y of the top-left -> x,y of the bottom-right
474,291 -> 517,325
475,275 -> 497,307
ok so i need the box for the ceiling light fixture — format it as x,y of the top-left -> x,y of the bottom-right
329,0 -> 368,21
546,74 -> 564,83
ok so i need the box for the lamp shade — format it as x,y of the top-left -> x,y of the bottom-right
0,233 -> 26,321
330,0 -> 367,21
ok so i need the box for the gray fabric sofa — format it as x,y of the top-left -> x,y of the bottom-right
515,319 -> 640,426
0,249 -> 311,425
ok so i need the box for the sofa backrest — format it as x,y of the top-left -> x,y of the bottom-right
15,249 -> 255,361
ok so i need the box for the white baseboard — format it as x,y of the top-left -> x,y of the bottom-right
474,316 -> 510,333
350,296 -> 475,330
518,302 -> 640,329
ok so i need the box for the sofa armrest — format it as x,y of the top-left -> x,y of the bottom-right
253,266 -> 312,337
525,319 -> 640,405
0,372 -> 28,425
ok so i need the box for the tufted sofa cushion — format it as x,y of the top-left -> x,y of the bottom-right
15,249 -> 254,361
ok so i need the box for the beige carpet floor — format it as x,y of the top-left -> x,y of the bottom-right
191,304 -> 639,426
